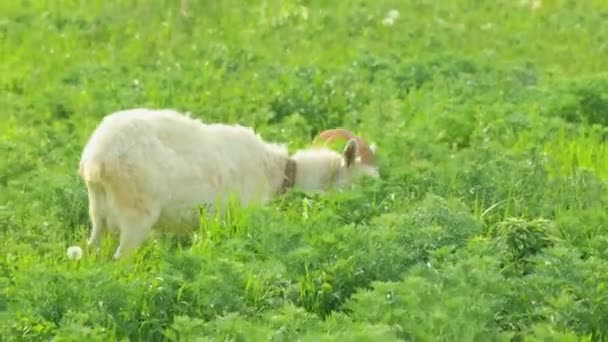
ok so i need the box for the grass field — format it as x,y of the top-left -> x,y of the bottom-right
2,0 -> 608,340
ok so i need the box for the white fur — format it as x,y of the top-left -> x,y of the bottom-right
78,108 -> 378,259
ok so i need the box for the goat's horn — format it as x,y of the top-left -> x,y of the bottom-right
314,128 -> 375,165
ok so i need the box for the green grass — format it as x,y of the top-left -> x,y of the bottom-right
1,0 -> 608,340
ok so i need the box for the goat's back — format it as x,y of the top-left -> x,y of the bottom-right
79,108 -> 289,210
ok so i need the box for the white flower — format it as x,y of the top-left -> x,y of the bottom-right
386,9 -> 400,20
382,17 -> 395,26
67,246 -> 83,260
382,9 -> 400,26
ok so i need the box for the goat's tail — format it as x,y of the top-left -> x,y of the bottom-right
79,158 -> 105,183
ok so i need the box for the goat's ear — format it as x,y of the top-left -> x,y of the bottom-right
342,138 -> 358,167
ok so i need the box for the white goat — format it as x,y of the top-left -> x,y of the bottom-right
78,108 -> 378,259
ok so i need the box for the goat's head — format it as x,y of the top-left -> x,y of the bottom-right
291,128 -> 379,191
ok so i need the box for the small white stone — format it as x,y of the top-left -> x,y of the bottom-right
67,246 -> 83,260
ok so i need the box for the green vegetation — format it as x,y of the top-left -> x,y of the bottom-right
2,0 -> 608,340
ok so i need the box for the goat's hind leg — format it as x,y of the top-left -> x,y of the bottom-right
86,182 -> 107,248
113,205 -> 160,260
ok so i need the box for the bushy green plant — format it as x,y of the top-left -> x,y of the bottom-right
488,217 -> 559,276
542,75 -> 608,126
